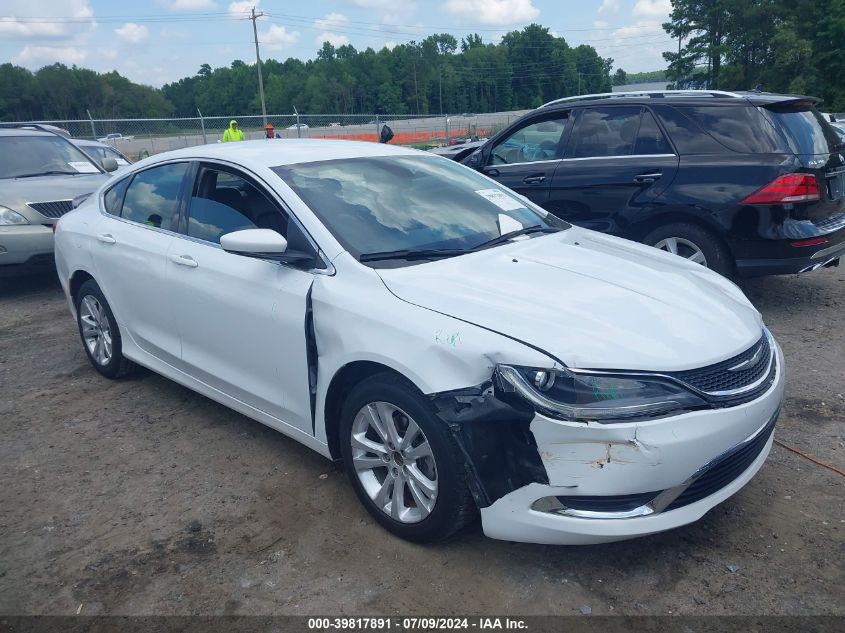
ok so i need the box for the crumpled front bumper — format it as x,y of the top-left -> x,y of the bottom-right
479,342 -> 785,545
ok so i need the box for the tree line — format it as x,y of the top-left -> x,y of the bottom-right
0,25 -> 612,121
663,0 -> 844,109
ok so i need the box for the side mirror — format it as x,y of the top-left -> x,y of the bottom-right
466,150 -> 482,169
220,229 -> 312,264
379,124 -> 394,144
102,157 -> 119,172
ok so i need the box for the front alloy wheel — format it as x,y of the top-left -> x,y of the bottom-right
652,236 -> 708,266
350,401 -> 438,523
339,373 -> 476,542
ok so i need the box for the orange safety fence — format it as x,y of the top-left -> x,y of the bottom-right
311,127 -> 491,145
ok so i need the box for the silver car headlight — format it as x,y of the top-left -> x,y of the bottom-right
496,365 -> 707,423
0,206 -> 30,226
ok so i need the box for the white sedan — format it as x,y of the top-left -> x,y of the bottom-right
54,140 -> 784,544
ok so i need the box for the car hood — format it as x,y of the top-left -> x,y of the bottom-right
2,174 -> 110,221
376,228 -> 763,372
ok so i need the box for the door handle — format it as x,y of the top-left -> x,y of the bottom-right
170,254 -> 198,268
523,175 -> 546,185
96,233 -> 116,244
485,168 -> 500,177
633,172 -> 662,184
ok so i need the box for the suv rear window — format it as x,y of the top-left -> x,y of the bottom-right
764,103 -> 840,156
673,106 -> 788,154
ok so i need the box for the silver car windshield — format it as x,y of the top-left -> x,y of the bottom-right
272,155 -> 568,260
0,135 -> 101,179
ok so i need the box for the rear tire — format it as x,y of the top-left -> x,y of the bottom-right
339,373 -> 476,543
644,222 -> 734,278
75,279 -> 134,379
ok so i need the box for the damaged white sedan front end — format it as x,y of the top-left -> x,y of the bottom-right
55,140 -> 785,545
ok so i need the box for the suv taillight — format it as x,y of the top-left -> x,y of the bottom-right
741,173 -> 820,204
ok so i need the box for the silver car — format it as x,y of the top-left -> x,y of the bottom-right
0,128 -> 112,275
72,139 -> 132,172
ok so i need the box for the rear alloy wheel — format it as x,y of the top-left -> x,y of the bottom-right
75,279 -> 134,379
340,374 -> 476,542
644,222 -> 734,278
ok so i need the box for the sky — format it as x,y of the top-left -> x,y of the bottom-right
0,0 -> 675,87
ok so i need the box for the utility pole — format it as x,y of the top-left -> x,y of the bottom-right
250,6 -> 268,126
439,68 -> 443,116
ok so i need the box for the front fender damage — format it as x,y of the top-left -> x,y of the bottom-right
429,380 -> 549,508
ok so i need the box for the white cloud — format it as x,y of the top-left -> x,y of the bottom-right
166,0 -> 218,9
349,0 -> 396,7
594,20 -> 609,29
383,41 -> 397,50
228,0 -> 258,17
115,22 -> 150,44
261,24 -> 300,50
0,0 -> 95,40
442,0 -> 539,26
313,13 -> 351,47
598,0 -> 620,13
634,0 -> 671,19
13,45 -> 87,66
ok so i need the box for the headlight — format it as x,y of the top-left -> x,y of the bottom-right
496,365 -> 707,423
0,207 -> 29,226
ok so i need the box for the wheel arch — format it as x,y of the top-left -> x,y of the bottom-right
69,269 -> 96,305
627,210 -> 728,245
322,360 -> 421,460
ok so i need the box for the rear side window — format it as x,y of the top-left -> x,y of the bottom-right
122,162 -> 189,230
764,104 -> 840,155
673,106 -> 787,153
103,177 -> 129,215
567,106 -> 642,158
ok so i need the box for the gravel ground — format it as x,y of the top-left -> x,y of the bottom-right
0,268 -> 842,617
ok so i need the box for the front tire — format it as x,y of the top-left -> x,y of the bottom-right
75,279 -> 133,379
644,222 -> 734,278
339,373 -> 476,543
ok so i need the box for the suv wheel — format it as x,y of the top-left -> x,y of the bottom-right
75,280 -> 134,379
644,223 -> 733,277
339,373 -> 476,543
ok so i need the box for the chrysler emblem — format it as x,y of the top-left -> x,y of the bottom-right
728,345 -> 764,372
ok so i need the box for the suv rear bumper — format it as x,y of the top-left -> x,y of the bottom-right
731,224 -> 845,277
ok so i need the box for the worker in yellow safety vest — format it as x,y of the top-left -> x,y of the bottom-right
221,120 -> 245,142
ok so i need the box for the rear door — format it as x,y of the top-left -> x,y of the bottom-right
479,111 -> 570,206
90,161 -> 190,366
547,106 -> 679,233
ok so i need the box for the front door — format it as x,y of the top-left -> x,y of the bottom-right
167,163 -> 315,433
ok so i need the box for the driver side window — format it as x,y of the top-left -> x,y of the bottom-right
490,116 -> 568,165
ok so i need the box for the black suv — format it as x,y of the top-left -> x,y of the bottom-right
458,90 -> 845,277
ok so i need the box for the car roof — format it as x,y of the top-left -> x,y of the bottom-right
73,138 -> 110,147
0,128 -> 55,137
142,138 -> 422,170
539,90 -> 822,110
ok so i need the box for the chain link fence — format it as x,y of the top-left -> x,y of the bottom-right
6,112 -> 528,162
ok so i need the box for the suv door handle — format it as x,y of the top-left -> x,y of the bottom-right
485,168 -> 500,177
170,254 -> 198,268
523,175 -> 546,185
96,233 -> 116,244
633,172 -> 662,184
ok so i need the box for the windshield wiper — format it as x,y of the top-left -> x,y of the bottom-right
359,248 -> 468,262
471,225 -> 560,251
14,170 -> 80,178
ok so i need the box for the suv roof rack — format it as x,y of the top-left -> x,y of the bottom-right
0,122 -> 72,137
539,90 -> 745,109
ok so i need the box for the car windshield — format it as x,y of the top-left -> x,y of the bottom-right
0,135 -> 101,179
272,155 -> 568,264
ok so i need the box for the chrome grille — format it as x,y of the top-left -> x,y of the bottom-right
27,200 -> 73,219
669,333 -> 771,396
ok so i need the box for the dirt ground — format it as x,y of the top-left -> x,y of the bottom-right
0,268 -> 842,617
